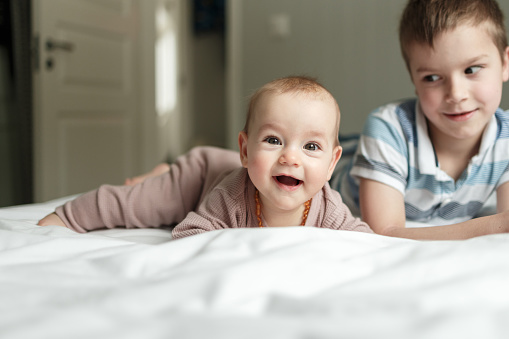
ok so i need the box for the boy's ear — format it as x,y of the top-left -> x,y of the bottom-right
502,46 -> 509,82
238,131 -> 249,168
326,145 -> 343,180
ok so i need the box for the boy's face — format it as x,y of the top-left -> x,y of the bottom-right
238,92 -> 342,213
407,23 -> 509,144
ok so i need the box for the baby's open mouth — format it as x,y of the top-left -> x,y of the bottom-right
275,175 -> 301,186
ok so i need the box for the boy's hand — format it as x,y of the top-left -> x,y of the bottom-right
37,213 -> 67,228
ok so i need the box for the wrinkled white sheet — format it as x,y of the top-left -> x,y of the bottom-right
1,198 -> 509,339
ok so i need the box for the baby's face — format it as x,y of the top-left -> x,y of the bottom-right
239,92 -> 341,214
407,23 -> 509,145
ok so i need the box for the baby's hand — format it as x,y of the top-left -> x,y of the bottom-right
37,213 -> 67,228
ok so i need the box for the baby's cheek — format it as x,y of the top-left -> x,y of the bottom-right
249,158 -> 270,176
308,161 -> 329,180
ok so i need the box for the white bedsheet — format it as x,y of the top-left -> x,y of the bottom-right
1,197 -> 509,339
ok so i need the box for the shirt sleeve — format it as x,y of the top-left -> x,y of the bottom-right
349,107 -> 409,195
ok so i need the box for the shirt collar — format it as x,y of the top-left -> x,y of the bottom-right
476,113 -> 497,159
415,101 -> 436,175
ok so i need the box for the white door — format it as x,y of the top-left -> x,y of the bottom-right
32,0 -> 139,202
33,0 -> 187,202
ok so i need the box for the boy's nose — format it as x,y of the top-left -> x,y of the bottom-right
279,148 -> 300,167
445,77 -> 468,104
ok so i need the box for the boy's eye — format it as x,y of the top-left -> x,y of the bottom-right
465,65 -> 482,74
423,74 -> 440,82
304,142 -> 320,151
265,137 -> 281,145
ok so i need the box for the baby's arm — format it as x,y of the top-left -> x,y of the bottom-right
36,146 -> 241,232
171,210 -> 228,239
37,183 -> 170,232
172,168 -> 250,240
37,212 -> 67,228
45,161 -> 209,232
323,186 -> 372,233
124,163 -> 170,186
172,182 -> 239,240
359,178 -> 509,240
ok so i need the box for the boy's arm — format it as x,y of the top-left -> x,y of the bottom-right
359,178 -> 406,233
359,178 -> 509,240
496,182 -> 509,213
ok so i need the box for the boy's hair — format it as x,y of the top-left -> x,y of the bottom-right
399,0 -> 508,68
243,76 -> 340,145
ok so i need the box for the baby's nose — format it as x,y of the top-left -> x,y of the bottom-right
279,148 -> 300,166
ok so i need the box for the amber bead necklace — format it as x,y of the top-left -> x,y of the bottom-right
254,190 -> 311,227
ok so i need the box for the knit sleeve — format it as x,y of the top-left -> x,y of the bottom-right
320,185 -> 373,233
55,173 -> 186,233
54,146 -> 241,233
172,169 -> 248,240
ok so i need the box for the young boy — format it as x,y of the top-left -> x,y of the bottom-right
38,76 -> 372,238
336,0 -> 509,239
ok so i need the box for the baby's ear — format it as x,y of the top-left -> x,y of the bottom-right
327,145 -> 343,180
238,131 -> 249,168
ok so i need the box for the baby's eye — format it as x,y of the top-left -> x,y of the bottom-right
465,65 -> 482,75
423,74 -> 440,82
265,136 -> 281,145
304,142 -> 320,151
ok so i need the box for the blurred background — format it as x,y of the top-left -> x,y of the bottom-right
1,0 -> 509,206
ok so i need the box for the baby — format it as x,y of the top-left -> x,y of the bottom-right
38,76 -> 372,238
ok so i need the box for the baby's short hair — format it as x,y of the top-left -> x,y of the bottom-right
399,0 -> 508,68
243,76 -> 340,144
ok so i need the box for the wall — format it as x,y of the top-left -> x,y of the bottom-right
226,0 -> 509,149
190,32 -> 227,149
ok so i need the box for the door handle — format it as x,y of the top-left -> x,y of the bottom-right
46,38 -> 75,52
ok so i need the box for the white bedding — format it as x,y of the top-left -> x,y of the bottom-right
1,196 -> 509,339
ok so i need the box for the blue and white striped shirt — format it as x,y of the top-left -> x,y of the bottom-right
336,99 -> 509,225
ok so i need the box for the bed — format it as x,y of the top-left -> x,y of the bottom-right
1,193 -> 509,339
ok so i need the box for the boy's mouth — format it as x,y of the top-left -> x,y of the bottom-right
275,175 -> 302,187
443,109 -> 477,121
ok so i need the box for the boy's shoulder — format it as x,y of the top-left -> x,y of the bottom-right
363,98 -> 420,145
